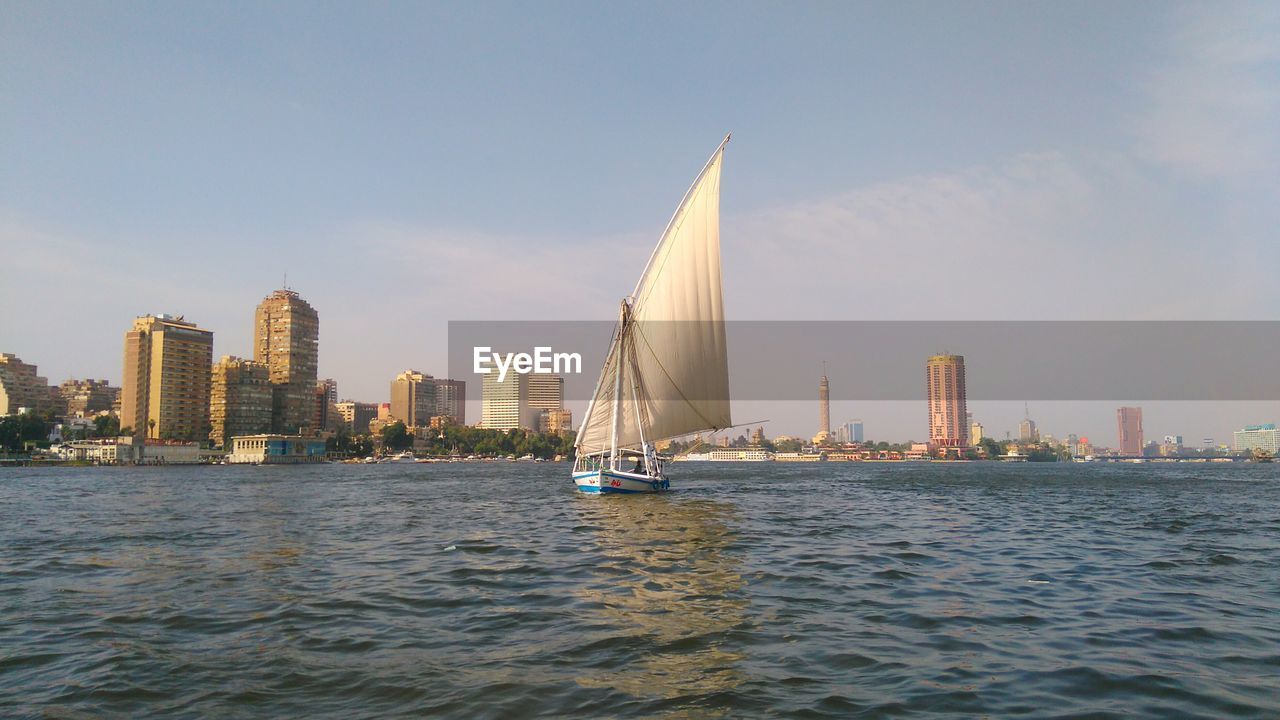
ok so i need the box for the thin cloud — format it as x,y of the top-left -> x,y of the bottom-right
1134,1 -> 1280,178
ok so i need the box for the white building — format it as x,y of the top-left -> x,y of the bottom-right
1233,424 -> 1278,454
708,447 -> 772,461
480,368 -> 564,431
226,434 -> 327,464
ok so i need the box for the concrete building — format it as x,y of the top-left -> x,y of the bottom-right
253,289 -> 319,434
527,373 -> 563,427
226,434 -> 327,464
926,354 -> 968,448
210,356 -> 273,449
1018,417 -> 1039,443
313,378 -> 338,431
120,315 -> 214,441
335,401 -> 378,435
116,437 -> 204,464
970,421 -> 985,445
1233,424 -> 1278,454
432,378 -> 466,425
0,354 -> 56,415
390,370 -> 437,428
539,408 -> 573,435
57,378 -> 119,418
1116,406 -> 1144,455
480,365 -> 564,431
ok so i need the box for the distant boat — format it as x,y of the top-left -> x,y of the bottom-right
572,135 -> 733,494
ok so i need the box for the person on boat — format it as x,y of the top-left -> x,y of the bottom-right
632,457 -> 644,474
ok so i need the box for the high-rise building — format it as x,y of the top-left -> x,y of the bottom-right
120,315 -> 214,441
0,354 -> 56,415
313,378 -> 338,431
480,363 -> 564,431
390,370 -> 437,428
431,378 -> 466,425
1233,424 -> 1278,454
335,401 -> 378,435
1116,406 -> 1144,455
926,354 -> 968,447
209,356 -> 272,448
1018,418 -> 1039,443
253,289 -> 319,434
527,373 -> 563,427
57,378 -> 119,418
970,421 -> 985,445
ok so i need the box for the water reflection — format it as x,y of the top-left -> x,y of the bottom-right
574,495 -> 748,704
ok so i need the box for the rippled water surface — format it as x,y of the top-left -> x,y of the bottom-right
2,462 -> 1278,718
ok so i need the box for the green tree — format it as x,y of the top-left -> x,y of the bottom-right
979,437 -> 1003,459
92,415 -> 121,438
381,421 -> 413,451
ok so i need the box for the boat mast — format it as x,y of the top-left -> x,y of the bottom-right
630,345 -> 649,474
629,132 -> 731,303
608,299 -> 629,470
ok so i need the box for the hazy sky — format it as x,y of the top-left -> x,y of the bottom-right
3,1 -> 1278,442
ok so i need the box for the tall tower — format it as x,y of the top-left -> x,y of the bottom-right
926,354 -> 968,447
1117,406 -> 1144,455
818,364 -> 831,436
120,315 -> 214,441
253,289 -> 319,434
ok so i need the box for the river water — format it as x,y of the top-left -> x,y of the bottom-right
2,462 -> 1277,718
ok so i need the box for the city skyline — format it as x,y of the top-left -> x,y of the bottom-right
3,2 -> 1278,443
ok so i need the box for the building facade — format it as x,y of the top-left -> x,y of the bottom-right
1116,406 -> 1144,455
480,367 -> 564,431
335,401 -> 378,435
539,408 -> 573,435
432,378 -> 466,425
120,315 -> 214,441
0,353 -> 56,415
253,289 -> 319,434
226,434 -> 327,464
57,378 -> 119,418
1018,417 -> 1039,443
1233,424 -> 1278,454
210,356 -> 273,449
313,378 -> 338,431
926,354 -> 968,448
390,370 -> 437,428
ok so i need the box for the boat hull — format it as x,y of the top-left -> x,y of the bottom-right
573,468 -> 669,494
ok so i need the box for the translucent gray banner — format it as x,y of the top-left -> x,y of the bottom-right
447,321 -> 1280,401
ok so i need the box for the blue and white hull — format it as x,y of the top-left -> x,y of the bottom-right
574,468 -> 670,494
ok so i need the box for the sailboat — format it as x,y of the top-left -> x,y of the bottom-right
572,135 -> 733,494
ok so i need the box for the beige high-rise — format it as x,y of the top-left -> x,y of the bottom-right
0,354 -> 56,415
120,315 -> 214,441
210,356 -> 273,448
390,370 -> 436,428
926,354 -> 968,448
253,289 -> 319,434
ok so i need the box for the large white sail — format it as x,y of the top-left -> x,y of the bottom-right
576,139 -> 732,455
